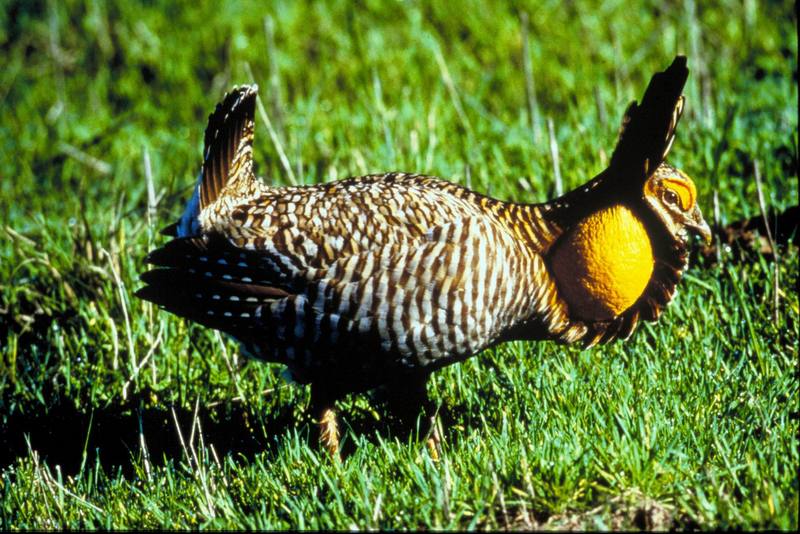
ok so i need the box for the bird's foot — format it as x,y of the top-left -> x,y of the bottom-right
318,407 -> 341,461
425,417 -> 442,461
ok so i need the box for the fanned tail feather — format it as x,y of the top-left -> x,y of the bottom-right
176,85 -> 259,237
139,82 -> 286,342
199,85 -> 258,209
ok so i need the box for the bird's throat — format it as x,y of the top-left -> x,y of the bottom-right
550,204 -> 654,321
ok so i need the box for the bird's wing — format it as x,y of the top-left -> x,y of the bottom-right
136,234 -> 292,339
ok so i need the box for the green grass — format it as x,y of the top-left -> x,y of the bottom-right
0,0 -> 797,529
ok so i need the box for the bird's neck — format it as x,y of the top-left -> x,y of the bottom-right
503,168 -> 624,251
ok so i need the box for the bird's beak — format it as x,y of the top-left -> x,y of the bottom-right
687,206 -> 713,244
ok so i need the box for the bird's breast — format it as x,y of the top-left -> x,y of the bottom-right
549,204 -> 654,321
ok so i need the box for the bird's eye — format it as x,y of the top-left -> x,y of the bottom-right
662,189 -> 680,207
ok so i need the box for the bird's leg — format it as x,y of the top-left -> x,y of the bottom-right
425,405 -> 442,461
422,397 -> 442,462
386,373 -> 442,460
310,384 -> 340,460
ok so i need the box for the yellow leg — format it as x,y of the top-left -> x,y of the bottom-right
424,406 -> 443,461
311,385 -> 341,460
318,406 -> 340,460
426,426 -> 441,461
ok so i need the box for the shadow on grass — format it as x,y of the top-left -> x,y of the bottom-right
0,388 -> 465,476
0,392 -> 298,477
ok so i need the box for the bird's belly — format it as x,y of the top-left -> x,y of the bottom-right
549,204 -> 653,321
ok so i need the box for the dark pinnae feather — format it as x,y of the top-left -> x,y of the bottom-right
610,55 -> 689,181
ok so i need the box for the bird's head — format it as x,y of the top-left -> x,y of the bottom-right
643,163 -> 711,245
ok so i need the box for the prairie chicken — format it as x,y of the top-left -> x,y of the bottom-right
137,56 -> 711,458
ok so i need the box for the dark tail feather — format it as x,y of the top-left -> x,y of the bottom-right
160,222 -> 179,236
137,234 -> 289,337
136,268 -> 287,337
144,235 -> 289,284
170,86 -> 258,239
610,56 -> 689,181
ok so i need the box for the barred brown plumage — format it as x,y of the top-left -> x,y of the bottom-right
136,56 -> 711,458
